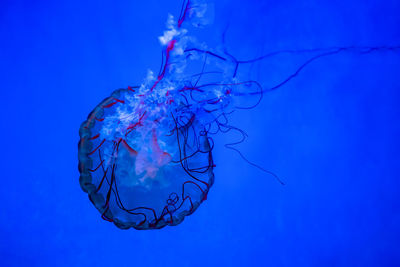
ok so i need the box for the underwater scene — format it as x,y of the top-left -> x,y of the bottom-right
1,0 -> 399,266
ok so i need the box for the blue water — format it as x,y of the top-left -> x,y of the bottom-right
1,0 -> 399,266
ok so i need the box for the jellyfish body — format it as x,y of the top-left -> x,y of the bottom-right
79,86 -> 214,229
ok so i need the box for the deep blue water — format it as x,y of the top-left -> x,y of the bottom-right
1,0 -> 400,266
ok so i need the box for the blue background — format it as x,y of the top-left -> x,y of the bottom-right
1,0 -> 399,266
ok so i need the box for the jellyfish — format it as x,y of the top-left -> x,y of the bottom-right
78,0 -> 230,229
78,0 -> 399,229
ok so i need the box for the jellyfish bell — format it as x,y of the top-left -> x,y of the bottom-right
79,84 -> 214,229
